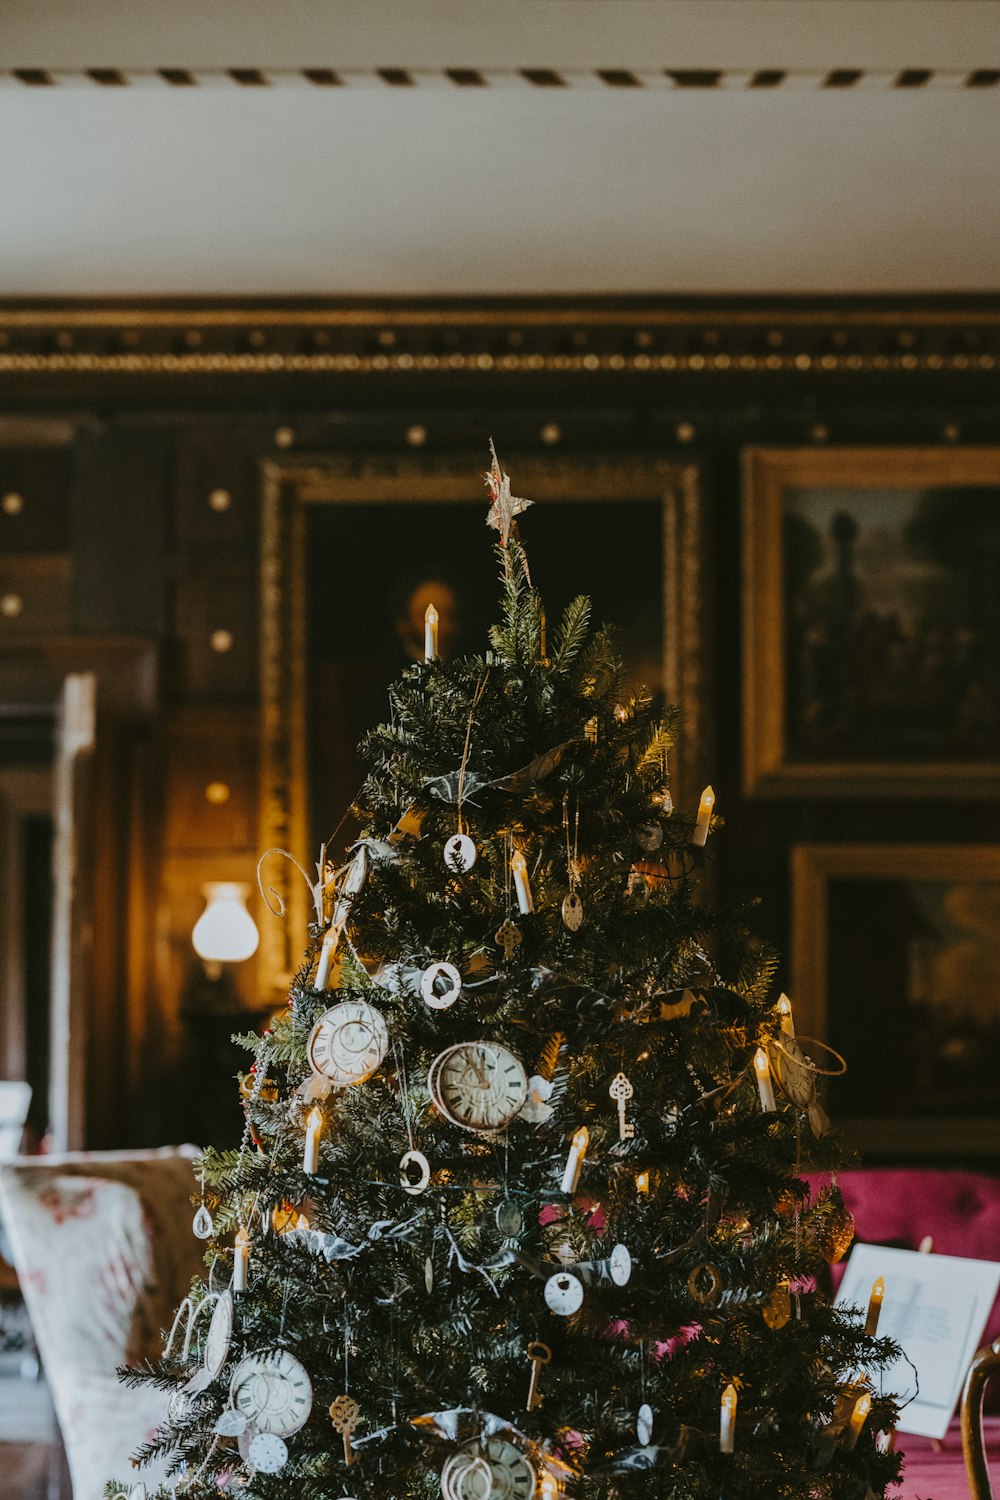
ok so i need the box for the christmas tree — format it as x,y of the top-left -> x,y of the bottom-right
115,446 -> 904,1500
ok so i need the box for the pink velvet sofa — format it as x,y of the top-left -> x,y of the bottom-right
810,1169 -> 1000,1500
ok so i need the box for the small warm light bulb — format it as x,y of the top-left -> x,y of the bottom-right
845,1390 -> 872,1450
233,1227 -> 250,1293
539,1474 -> 558,1500
561,1126 -> 589,1194
511,849 -> 534,914
692,785 -> 715,847
192,882 -> 259,965
635,1170 -> 650,1195
865,1277 -> 885,1336
776,993 -> 795,1037
754,1047 -> 777,1112
424,603 -> 439,662
720,1383 -> 738,1453
303,1106 -> 323,1175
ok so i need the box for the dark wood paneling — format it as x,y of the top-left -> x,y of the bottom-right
72,425 -> 168,635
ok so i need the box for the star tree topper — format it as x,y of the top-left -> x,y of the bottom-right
484,439 -> 532,545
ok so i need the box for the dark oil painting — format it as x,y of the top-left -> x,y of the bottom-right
783,484 -> 1000,762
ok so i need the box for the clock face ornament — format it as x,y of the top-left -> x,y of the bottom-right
202,1290 -> 233,1379
428,1041 -> 528,1133
608,1243 -> 633,1287
544,1270 -> 584,1316
247,1431 -> 289,1474
442,1439 -> 535,1500
229,1348 -> 313,1436
307,999 -> 389,1086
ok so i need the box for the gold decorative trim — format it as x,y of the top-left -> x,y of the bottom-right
258,453 -> 708,991
742,445 -> 1000,799
0,302 -> 998,378
0,351 -> 997,377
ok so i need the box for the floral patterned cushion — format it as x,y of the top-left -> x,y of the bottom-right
0,1147 -> 205,1500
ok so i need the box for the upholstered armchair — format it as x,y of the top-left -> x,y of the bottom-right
0,1146 -> 205,1500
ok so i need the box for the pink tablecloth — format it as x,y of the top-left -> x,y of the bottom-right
894,1416 -> 1000,1500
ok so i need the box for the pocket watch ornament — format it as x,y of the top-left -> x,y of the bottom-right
428,1041 -> 529,1133
443,1438 -> 536,1500
202,1290 -> 233,1380
247,1431 -> 288,1474
229,1349 -> 313,1436
307,999 -> 389,1086
544,1270 -> 584,1316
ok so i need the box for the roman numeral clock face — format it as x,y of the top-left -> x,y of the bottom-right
429,1042 -> 528,1133
229,1349 -> 313,1437
459,1438 -> 536,1500
307,999 -> 389,1086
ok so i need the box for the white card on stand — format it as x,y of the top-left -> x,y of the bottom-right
835,1242 -> 1000,1438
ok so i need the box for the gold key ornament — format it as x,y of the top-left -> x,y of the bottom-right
609,1071 -> 636,1140
329,1394 -> 361,1465
525,1340 -> 552,1411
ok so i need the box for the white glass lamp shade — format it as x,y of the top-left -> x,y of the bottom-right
192,882 -> 259,964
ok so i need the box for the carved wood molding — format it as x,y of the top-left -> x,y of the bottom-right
0,302 -> 998,378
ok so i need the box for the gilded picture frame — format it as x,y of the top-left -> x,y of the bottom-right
258,452 -> 708,991
743,446 -> 1000,798
791,842 -> 1000,1156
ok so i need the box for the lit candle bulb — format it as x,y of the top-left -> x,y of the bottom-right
635,1170 -> 650,1195
303,1106 -> 323,1175
691,785 -> 715,846
845,1390 -> 871,1450
865,1276 -> 885,1336
233,1227 -> 249,1293
539,1475 -> 557,1500
719,1383 -> 738,1454
561,1126 -> 589,1194
424,603 -> 439,662
511,849 -> 534,914
776,993 -> 795,1037
314,922 -> 342,990
754,1047 -> 776,1112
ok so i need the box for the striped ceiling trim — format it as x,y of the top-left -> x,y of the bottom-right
1,67 -> 998,90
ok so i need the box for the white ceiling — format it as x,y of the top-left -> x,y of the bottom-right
0,1 -> 998,297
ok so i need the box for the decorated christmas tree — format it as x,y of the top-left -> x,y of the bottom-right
115,446 -> 904,1500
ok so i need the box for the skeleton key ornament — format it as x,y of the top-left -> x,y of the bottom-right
329,1394 -> 361,1465
495,918 -> 522,960
609,1071 -> 636,1140
525,1341 -> 552,1411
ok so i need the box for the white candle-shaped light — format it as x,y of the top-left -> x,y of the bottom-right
511,849 -> 534,914
776,993 -> 795,1037
691,785 -> 715,846
424,603 -> 439,662
719,1383 -> 738,1453
315,923 -> 342,990
845,1390 -> 871,1450
865,1276 -> 885,1336
754,1047 -> 776,1112
303,1106 -> 323,1175
635,1170 -> 650,1196
561,1126 -> 589,1194
233,1227 -> 249,1293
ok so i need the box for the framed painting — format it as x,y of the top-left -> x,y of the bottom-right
743,447 -> 1000,797
791,842 -> 1000,1156
259,451 -> 708,990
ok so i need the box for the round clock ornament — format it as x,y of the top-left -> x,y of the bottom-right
421,961 -> 463,1011
248,1432 -> 288,1474
635,822 -> 664,853
307,999 -> 389,1086
428,1041 -> 528,1133
229,1348 -> 313,1436
444,833 -> 477,874
544,1270 -> 584,1317
608,1243 -> 633,1287
444,1438 -> 536,1500
561,891 -> 584,932
202,1290 -> 233,1380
